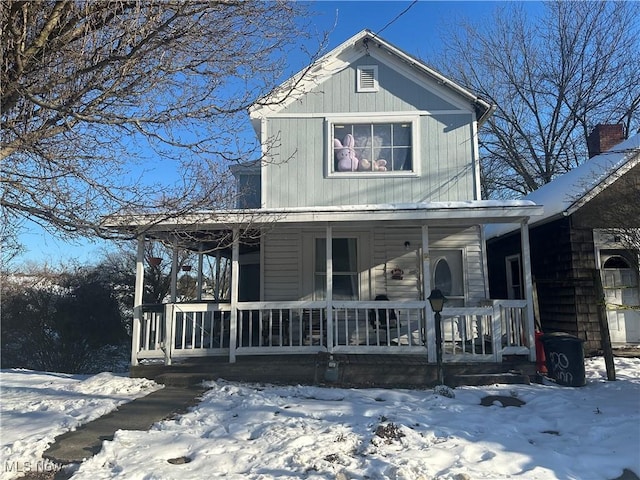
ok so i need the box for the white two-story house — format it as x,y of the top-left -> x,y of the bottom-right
109,30 -> 543,386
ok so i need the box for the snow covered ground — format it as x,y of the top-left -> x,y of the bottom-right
1,356 -> 639,480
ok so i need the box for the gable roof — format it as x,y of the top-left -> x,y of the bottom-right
486,133 -> 640,239
249,29 -> 495,133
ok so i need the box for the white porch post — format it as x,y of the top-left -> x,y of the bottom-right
196,247 -> 203,301
421,225 -> 436,362
229,228 -> 239,363
131,236 -> 145,367
215,250 -> 221,302
326,224 -> 334,352
170,241 -> 178,302
521,219 -> 536,361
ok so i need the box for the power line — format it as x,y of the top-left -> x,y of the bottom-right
375,0 -> 419,36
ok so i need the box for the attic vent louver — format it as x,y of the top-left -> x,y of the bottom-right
357,65 -> 378,92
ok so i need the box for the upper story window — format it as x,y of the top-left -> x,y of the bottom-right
330,117 -> 416,175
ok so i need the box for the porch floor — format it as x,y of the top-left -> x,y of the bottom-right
130,354 -> 537,388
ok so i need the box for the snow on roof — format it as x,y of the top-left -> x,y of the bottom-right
486,133 -> 640,239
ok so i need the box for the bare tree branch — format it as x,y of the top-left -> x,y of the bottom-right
435,1 -> 640,199
1,0 -> 328,245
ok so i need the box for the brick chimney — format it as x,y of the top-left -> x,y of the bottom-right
587,124 -> 625,158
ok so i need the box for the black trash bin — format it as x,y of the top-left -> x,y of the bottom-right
541,332 -> 586,387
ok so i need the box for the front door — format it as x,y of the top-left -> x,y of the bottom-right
601,253 -> 640,345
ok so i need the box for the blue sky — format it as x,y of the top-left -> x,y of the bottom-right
16,1 -> 543,266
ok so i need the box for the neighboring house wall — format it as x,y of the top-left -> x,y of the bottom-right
263,55 -> 479,208
488,217 -> 603,354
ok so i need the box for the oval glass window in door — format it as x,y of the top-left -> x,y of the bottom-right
434,259 -> 452,296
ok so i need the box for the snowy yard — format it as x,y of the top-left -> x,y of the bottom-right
1,356 -> 639,480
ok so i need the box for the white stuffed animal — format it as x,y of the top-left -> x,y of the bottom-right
359,158 -> 387,172
334,134 -> 359,171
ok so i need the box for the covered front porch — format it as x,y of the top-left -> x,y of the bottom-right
114,202 -> 543,383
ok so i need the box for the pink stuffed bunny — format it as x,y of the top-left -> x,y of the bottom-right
334,134 -> 359,171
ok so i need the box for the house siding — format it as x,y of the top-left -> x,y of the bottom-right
264,226 -> 486,305
263,230 -> 302,301
264,113 -> 476,208
280,57 -> 461,114
261,52 -> 478,209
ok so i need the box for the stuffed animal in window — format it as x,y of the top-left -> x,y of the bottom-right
355,134 -> 388,172
359,157 -> 387,172
334,134 -> 359,171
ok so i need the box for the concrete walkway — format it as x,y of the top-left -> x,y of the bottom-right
43,386 -> 206,465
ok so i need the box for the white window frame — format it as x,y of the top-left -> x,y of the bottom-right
314,237 -> 360,301
356,65 -> 379,92
505,254 -> 523,300
326,115 -> 420,178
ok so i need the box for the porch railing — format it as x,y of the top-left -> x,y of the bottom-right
133,300 -> 532,365
438,300 -> 530,362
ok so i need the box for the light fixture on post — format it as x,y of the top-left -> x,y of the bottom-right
428,288 -> 447,386
404,241 -> 411,250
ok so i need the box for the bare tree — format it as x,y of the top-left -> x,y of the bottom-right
1,0 -> 325,245
436,1 -> 640,198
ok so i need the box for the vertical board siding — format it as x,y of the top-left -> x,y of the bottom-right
265,114 -> 475,208
263,55 -> 478,209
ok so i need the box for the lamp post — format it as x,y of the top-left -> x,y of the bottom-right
428,288 -> 447,385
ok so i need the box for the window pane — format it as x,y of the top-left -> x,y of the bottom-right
315,238 -> 358,300
373,124 -> 391,145
333,274 -> 358,300
315,238 -> 326,271
314,274 -> 326,300
393,123 -> 411,146
392,147 -> 412,171
333,238 -> 357,271
434,259 -> 453,296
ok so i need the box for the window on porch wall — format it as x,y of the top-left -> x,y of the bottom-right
505,254 -> 523,300
314,238 -> 358,300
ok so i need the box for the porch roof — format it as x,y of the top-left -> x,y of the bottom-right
105,200 -> 543,236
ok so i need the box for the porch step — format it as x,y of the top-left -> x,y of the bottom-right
447,372 -> 531,387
